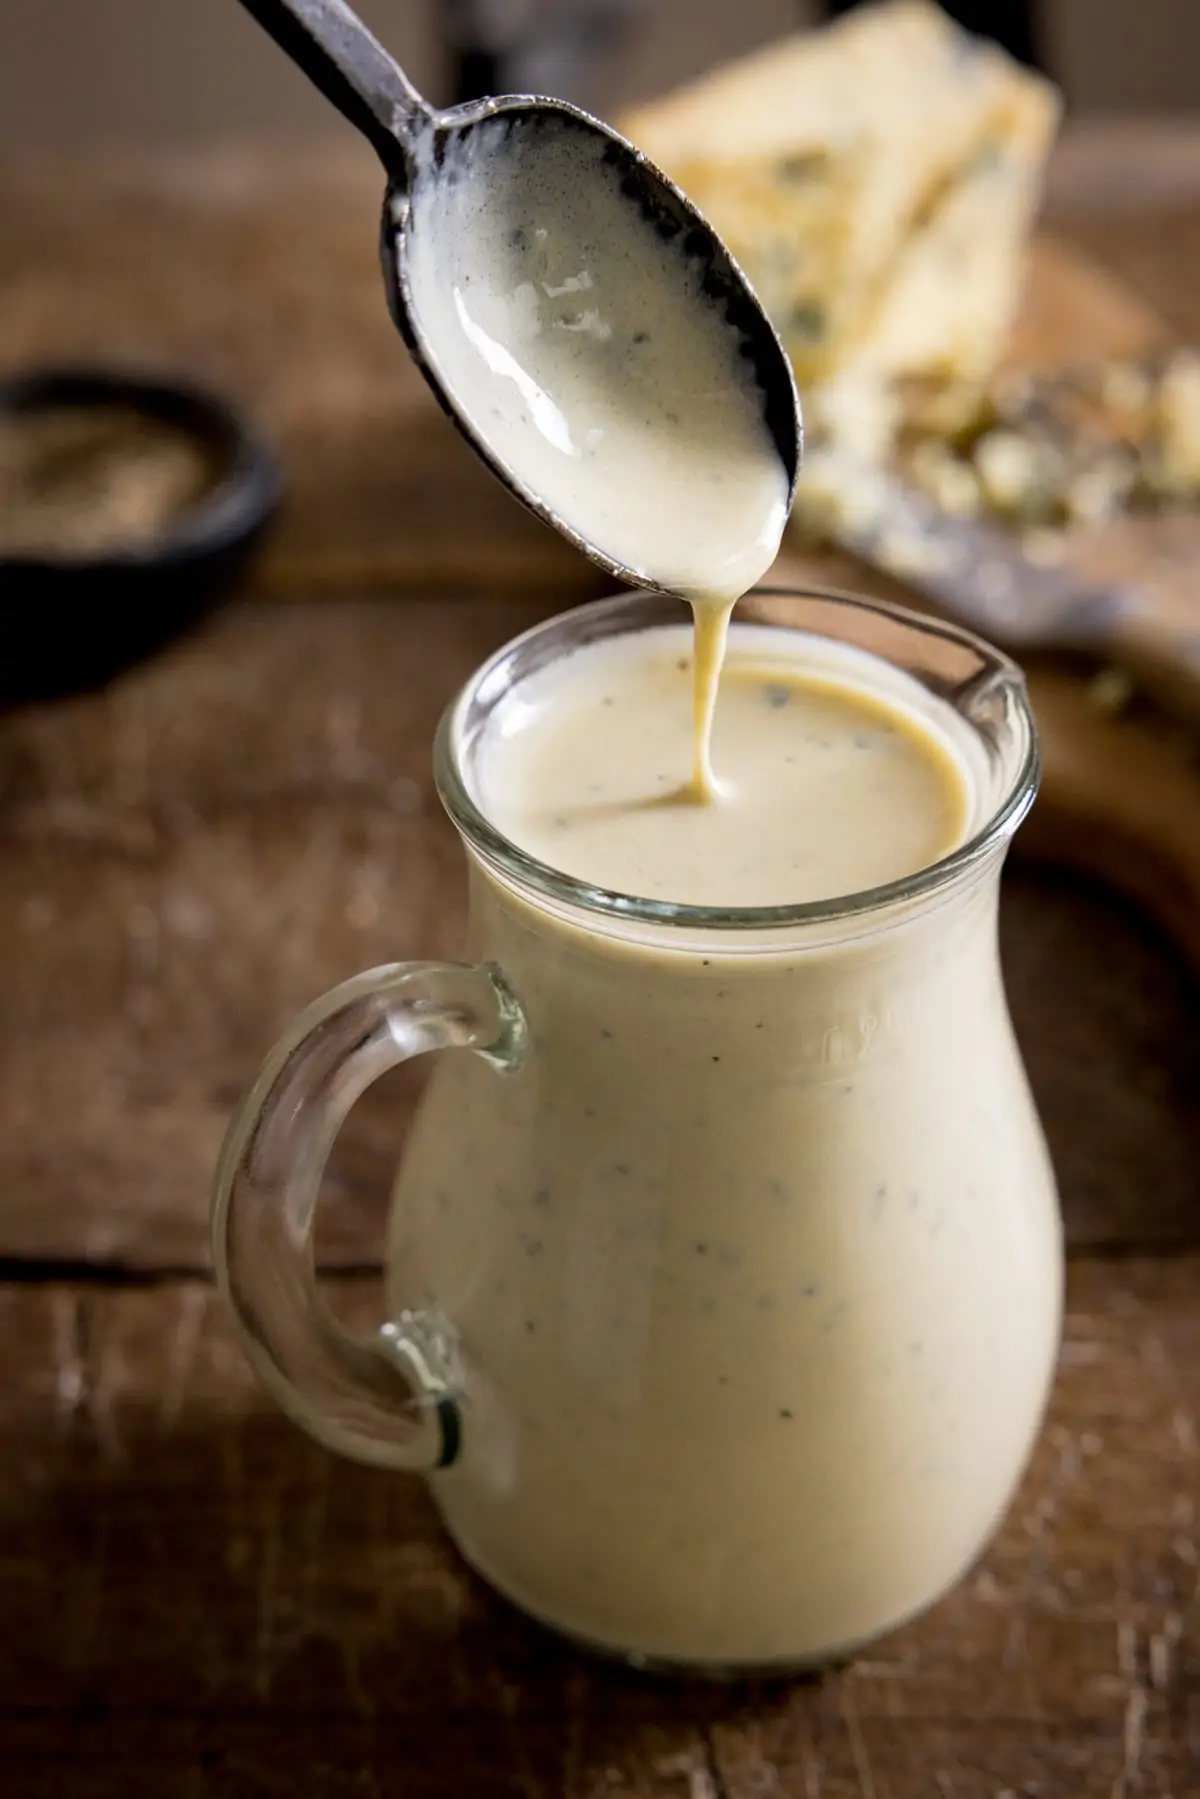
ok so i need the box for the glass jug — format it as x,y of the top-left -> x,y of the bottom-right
213,587 -> 1062,1675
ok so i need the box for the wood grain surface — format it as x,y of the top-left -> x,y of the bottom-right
0,126 -> 1198,1796
2,1260 -> 1197,1797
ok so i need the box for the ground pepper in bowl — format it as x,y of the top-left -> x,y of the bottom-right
0,402 -> 219,560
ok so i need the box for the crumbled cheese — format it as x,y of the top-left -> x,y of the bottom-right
973,429 -> 1058,518
908,440 -> 982,516
1151,349 -> 1200,495
793,446 -> 955,577
804,370 -> 901,464
792,446 -> 890,542
1098,359 -> 1153,426
1062,453 -> 1137,526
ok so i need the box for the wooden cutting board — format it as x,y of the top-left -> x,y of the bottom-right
1022,667 -> 1200,969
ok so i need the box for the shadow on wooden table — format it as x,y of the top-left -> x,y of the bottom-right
1001,865 -> 1199,1249
3,1257 -> 1198,1798
2,1402 -> 807,1794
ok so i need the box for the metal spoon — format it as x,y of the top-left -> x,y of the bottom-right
235,0 -> 801,591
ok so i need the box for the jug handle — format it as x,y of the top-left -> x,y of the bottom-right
211,960 -> 525,1472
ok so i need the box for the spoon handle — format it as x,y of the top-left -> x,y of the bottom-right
236,0 -> 434,175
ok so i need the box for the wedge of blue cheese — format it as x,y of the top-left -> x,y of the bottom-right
619,1 -> 1060,400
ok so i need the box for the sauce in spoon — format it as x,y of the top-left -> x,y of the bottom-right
405,113 -> 792,797
232,4 -> 797,789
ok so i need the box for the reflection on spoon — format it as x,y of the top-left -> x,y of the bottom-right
452,291 -> 578,460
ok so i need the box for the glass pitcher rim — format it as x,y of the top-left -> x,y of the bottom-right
434,585 -> 1040,932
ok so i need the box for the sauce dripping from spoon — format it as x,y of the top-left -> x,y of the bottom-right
234,0 -> 800,793
404,114 -> 791,800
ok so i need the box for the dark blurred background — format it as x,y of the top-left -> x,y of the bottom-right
2,0 -> 1197,147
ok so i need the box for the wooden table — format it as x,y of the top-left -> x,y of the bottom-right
1,124 -> 1198,1795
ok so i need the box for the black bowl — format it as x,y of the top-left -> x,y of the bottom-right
0,368 -> 282,705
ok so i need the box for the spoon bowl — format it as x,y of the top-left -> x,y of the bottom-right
237,0 -> 801,593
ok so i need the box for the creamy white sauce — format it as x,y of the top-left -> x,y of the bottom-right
478,624 -> 969,906
392,620 -> 1060,1668
388,111 -> 1056,1673
406,114 -> 791,792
